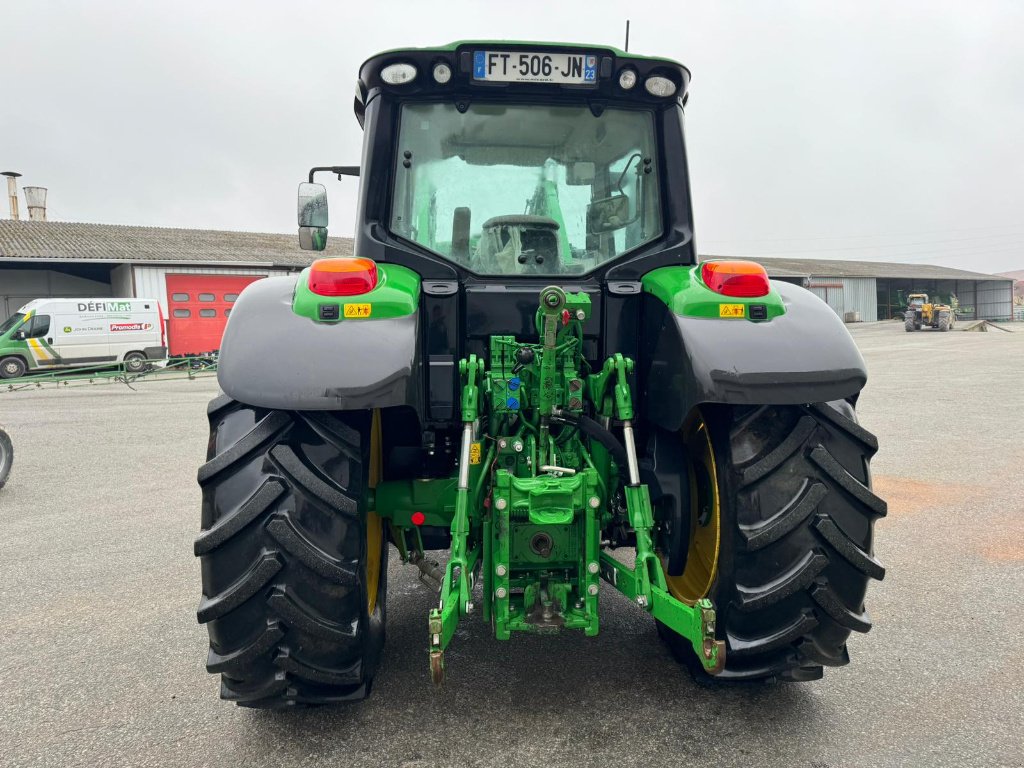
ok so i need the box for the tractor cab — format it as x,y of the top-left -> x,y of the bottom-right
908,293 -> 928,308
296,43 -> 692,362
344,42 -> 690,277
297,42 -> 696,377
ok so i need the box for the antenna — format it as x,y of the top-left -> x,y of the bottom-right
624,19 -> 630,52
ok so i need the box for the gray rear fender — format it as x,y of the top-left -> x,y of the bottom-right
641,280 -> 867,432
216,276 -> 421,412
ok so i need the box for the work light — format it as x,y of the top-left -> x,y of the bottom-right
381,63 -> 417,85
644,75 -> 677,97
432,62 -> 452,84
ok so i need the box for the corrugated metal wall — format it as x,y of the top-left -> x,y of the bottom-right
807,276 -> 877,322
132,265 -> 298,317
976,280 -> 1014,321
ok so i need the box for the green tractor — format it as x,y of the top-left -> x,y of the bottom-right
195,42 -> 886,707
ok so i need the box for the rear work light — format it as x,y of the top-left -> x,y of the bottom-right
644,75 -> 677,97
700,260 -> 771,298
381,62 -> 417,85
309,257 -> 379,297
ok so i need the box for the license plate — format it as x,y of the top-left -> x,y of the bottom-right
473,51 -> 598,85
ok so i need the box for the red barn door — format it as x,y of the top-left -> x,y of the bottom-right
165,274 -> 264,356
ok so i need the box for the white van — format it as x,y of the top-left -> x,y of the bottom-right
0,298 -> 167,379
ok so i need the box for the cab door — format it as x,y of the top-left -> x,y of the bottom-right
21,313 -> 60,367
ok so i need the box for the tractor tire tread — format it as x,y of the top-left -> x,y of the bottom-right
194,479 -> 287,555
195,399 -> 384,708
739,415 -> 817,486
269,444 -> 358,518
727,610 -> 819,657
812,513 -> 886,579
206,620 -> 285,674
297,411 -> 362,455
196,551 -> 283,623
661,402 -> 884,683
735,549 -> 829,611
811,582 -> 873,632
274,648 -> 362,686
266,513 -> 359,584
809,445 -> 887,517
740,481 -> 828,551
808,402 -> 879,453
197,410 -> 292,485
795,638 -> 851,667
220,671 -> 290,705
206,392 -> 237,419
268,586 -> 360,644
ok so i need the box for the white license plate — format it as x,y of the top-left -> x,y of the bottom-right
473,51 -> 598,85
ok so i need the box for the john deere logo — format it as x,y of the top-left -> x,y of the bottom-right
64,326 -> 72,333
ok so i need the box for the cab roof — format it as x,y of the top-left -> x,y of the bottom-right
356,40 -> 691,120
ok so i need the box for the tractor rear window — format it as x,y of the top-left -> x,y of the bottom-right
390,102 -> 662,275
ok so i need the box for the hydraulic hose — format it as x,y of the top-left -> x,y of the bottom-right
553,412 -> 630,484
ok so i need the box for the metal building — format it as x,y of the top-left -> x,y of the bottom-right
746,257 -> 1016,322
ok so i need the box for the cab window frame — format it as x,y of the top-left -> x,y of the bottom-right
386,99 -> 664,278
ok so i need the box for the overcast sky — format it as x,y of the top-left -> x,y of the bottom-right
3,1 -> 1022,272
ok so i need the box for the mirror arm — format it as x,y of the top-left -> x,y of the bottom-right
308,165 -> 360,183
615,153 -> 642,194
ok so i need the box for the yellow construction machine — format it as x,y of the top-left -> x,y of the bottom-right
904,293 -> 955,332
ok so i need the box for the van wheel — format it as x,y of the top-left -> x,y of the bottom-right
0,357 -> 27,379
124,352 -> 148,373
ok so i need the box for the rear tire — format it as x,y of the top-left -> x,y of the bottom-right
904,312 -> 915,332
195,396 -> 387,708
937,313 -> 950,332
0,356 -> 27,379
658,401 -> 886,683
124,351 -> 147,373
0,427 -> 12,489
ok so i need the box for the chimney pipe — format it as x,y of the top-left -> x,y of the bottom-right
1,171 -> 21,220
23,186 -> 47,222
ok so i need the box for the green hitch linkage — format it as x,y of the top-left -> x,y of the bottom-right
429,354 -> 485,685
598,353 -> 726,674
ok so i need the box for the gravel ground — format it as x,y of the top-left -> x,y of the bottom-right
0,320 -> 1021,768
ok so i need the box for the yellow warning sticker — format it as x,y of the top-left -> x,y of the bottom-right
344,303 -> 372,318
719,303 -> 745,318
469,442 -> 482,465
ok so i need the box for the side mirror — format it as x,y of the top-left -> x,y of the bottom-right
586,194 -> 632,234
298,182 -> 328,252
298,226 -> 328,251
13,331 -> 25,340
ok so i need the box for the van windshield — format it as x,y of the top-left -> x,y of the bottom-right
390,102 -> 662,276
0,313 -> 25,336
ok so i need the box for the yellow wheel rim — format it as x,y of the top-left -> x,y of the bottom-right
664,412 -> 721,604
365,409 -> 383,615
